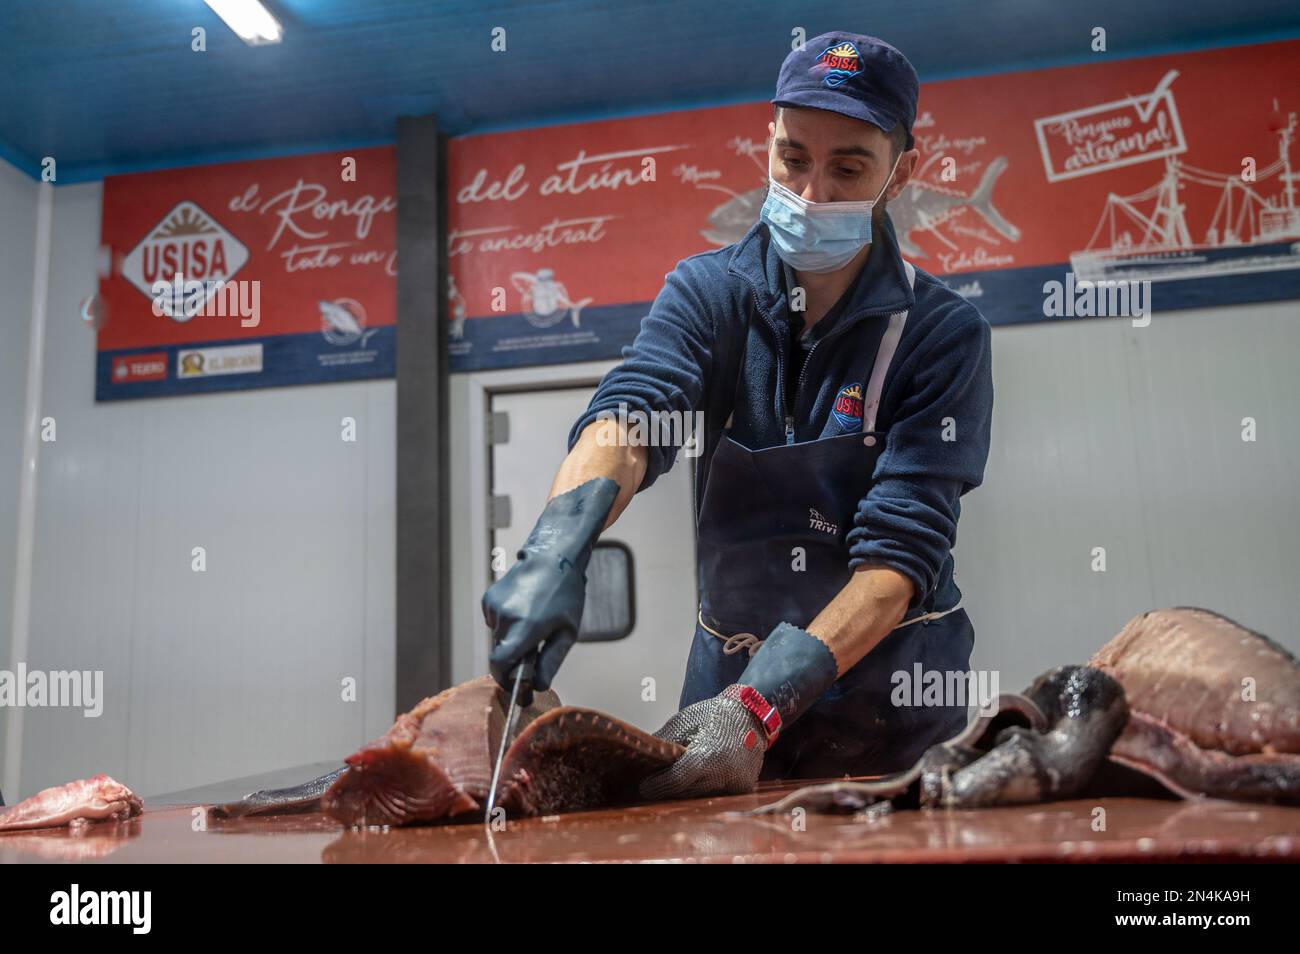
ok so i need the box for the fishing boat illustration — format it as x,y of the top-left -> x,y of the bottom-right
1070,107 -> 1300,282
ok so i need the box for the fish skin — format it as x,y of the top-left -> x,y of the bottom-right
496,706 -> 684,817
208,767 -> 349,819
0,774 -> 142,833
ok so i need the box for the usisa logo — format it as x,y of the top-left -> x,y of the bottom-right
121,201 -> 250,321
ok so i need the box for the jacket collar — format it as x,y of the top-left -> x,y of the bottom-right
727,212 -> 916,324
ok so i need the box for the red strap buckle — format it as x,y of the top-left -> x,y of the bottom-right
737,685 -> 782,745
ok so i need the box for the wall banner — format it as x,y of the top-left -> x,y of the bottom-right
447,39 -> 1300,371
96,147 -> 396,400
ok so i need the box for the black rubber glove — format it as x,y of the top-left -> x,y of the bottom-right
482,477 -> 619,699
737,621 -> 839,729
639,622 -> 839,799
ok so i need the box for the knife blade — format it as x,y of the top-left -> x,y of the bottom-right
485,652 -> 536,823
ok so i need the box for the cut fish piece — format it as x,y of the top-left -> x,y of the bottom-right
1089,607 -> 1300,803
0,774 -> 142,832
322,676 -> 682,826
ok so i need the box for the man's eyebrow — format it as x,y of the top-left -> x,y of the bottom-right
773,136 -> 878,160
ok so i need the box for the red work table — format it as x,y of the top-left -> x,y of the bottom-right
3,778 -> 1298,863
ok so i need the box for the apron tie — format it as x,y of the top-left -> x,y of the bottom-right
698,611 -> 763,657
698,601 -> 964,658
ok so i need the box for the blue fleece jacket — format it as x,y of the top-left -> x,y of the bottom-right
567,213 -> 993,614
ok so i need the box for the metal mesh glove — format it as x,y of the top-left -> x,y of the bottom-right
638,685 -> 768,800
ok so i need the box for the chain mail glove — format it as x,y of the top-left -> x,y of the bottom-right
639,622 -> 840,800
638,685 -> 769,799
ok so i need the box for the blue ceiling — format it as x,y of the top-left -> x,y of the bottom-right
3,0 -> 1300,183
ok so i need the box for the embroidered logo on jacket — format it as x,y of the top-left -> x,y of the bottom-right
816,42 -> 863,89
808,508 -> 838,535
832,382 -> 865,430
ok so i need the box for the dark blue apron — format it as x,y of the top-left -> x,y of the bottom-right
681,261 -> 973,780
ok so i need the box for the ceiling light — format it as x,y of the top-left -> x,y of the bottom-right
203,0 -> 283,46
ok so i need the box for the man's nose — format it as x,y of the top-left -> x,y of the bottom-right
798,177 -> 833,203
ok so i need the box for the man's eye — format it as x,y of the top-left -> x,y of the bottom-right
783,156 -> 807,168
835,167 -> 861,178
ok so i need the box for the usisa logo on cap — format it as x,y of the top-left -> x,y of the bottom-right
816,42 -> 862,88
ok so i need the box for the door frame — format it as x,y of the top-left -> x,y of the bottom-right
460,360 -> 618,677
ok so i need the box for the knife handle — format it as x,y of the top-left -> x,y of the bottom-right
510,652 -> 538,708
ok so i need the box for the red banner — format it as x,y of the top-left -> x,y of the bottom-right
97,147 -> 397,399
447,39 -> 1300,369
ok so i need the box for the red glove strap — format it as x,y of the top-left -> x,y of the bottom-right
730,684 -> 782,745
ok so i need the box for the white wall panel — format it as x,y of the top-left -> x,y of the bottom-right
0,157 -> 38,797
11,182 -> 395,800
956,302 -> 1300,694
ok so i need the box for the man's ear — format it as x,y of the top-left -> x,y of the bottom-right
884,147 -> 920,202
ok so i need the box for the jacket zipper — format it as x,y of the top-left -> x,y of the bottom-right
750,289 -> 795,445
788,307 -> 891,434
749,286 -> 898,447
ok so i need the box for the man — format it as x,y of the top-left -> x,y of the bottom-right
481,33 -> 993,799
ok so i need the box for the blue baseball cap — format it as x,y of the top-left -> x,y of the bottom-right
772,33 -> 918,151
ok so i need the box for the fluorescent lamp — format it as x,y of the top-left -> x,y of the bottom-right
203,0 -> 283,46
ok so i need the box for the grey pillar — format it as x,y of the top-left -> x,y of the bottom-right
395,114 -> 450,712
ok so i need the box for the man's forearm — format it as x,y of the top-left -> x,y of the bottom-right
805,564 -> 915,676
549,418 -> 648,531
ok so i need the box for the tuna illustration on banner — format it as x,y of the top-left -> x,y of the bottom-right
697,133 -> 1021,261
318,298 -> 378,347
889,154 -> 1021,259
447,273 -> 467,340
1070,101 -> 1300,283
511,268 -> 593,328
120,201 -> 249,321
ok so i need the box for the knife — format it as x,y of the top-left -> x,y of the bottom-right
485,652 -> 536,823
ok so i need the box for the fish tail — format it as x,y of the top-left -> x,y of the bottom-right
967,157 -> 1021,241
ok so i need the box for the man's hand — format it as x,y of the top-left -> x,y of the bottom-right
482,477 -> 619,695
638,686 -> 768,799
482,551 -> 586,698
640,621 -> 842,800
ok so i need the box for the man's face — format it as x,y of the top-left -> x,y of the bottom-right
768,106 -> 918,213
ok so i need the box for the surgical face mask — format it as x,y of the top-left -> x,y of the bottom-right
759,152 -> 902,273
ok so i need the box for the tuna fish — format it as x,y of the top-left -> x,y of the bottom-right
753,608 -> 1300,815
209,676 -> 682,826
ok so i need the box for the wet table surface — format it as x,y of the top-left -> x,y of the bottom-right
3,781 -> 1300,863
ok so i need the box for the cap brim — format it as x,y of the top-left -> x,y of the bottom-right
772,89 -> 911,149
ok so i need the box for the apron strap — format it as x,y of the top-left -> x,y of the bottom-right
862,259 -> 916,434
